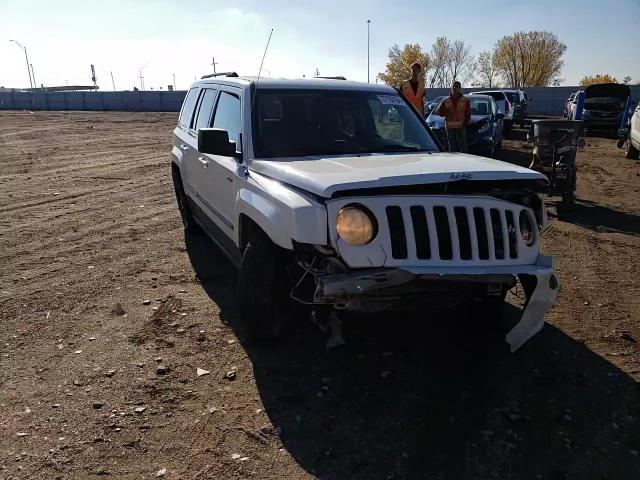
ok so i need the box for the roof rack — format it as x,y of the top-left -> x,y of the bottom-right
201,72 -> 239,79
315,76 -> 347,80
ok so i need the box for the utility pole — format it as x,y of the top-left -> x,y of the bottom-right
111,71 -> 116,91
211,57 -> 218,74
173,73 -> 176,90
367,20 -> 371,83
9,40 -> 33,88
314,67 -> 320,77
139,69 -> 144,91
30,64 -> 37,89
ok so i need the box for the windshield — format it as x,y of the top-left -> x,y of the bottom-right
504,92 -> 518,104
469,97 -> 492,115
478,91 -> 506,102
253,89 -> 439,158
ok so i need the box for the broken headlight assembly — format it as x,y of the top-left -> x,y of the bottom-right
336,205 -> 377,246
519,210 -> 536,247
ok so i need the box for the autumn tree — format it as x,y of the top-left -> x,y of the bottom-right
477,50 -> 499,87
378,44 -> 430,87
494,31 -> 566,88
579,74 -> 618,86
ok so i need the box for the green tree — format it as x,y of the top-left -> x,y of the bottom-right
378,44 -> 430,87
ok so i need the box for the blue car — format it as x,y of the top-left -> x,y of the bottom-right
426,94 -> 504,157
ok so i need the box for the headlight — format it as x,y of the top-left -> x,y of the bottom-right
519,210 -> 536,247
478,122 -> 491,134
336,205 -> 377,245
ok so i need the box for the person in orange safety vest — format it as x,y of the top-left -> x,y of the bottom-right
437,80 -> 471,153
399,62 -> 425,117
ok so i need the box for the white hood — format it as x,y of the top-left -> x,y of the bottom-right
249,152 -> 546,197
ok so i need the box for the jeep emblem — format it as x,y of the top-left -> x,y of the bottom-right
450,172 -> 472,180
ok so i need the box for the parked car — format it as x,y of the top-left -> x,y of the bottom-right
623,104 -> 640,159
425,95 -> 447,117
581,83 -> 631,132
470,90 -> 514,134
503,89 -> 530,128
564,92 -> 577,119
171,74 -> 557,353
426,94 -> 504,157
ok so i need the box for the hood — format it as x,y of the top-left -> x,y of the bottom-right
249,153 -> 546,198
584,83 -> 630,100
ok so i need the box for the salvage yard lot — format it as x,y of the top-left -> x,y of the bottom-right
1,111 -> 639,479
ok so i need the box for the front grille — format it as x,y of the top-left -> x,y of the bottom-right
385,203 -> 528,262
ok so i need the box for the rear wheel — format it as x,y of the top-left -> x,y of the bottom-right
626,141 -> 640,159
238,232 -> 294,340
172,166 -> 199,234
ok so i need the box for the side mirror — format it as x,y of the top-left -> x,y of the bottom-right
496,112 -> 505,120
198,128 -> 237,157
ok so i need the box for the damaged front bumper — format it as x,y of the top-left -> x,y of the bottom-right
314,255 -> 558,353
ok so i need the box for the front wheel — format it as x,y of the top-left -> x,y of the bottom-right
238,232 -> 293,340
626,141 -> 640,160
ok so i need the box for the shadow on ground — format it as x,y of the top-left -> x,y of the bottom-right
552,198 -> 640,236
185,232 -> 640,480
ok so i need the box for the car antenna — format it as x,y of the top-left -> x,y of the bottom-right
251,28 -> 274,113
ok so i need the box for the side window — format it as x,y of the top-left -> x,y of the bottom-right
194,89 -> 218,130
212,92 -> 241,143
179,88 -> 200,128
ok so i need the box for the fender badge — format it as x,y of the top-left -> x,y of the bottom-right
450,172 -> 472,180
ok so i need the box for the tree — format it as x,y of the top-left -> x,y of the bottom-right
428,37 -> 451,88
446,40 -> 475,86
623,75 -> 632,84
477,50 -> 499,87
579,74 -> 618,86
378,44 -> 430,87
494,31 -> 566,88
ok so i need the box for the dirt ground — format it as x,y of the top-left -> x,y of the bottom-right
1,111 -> 639,480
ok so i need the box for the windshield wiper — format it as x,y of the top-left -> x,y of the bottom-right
371,145 -> 428,153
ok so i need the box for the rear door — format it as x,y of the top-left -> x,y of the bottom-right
198,87 -> 243,239
187,86 -> 220,212
175,87 -> 201,200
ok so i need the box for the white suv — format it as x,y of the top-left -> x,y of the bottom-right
171,74 -> 557,352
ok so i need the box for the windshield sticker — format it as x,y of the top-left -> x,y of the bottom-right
377,95 -> 405,106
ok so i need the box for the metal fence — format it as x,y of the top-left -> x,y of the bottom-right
1,85 -> 638,115
0,90 -> 187,112
424,85 -> 640,115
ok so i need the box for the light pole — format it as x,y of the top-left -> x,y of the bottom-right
9,39 -> 34,89
30,64 -> 37,88
367,20 -> 371,83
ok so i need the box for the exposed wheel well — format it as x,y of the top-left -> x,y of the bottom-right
238,214 -> 264,252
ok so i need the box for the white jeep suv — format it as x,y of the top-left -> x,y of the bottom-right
171,74 -> 558,352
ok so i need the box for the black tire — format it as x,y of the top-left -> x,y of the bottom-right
238,232 -> 293,340
626,141 -> 640,160
561,190 -> 575,205
616,137 -> 626,149
504,121 -> 513,136
172,166 -> 199,234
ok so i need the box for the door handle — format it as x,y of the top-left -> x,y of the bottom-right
198,156 -> 209,167
180,144 -> 189,150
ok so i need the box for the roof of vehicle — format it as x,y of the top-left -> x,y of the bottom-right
193,76 -> 397,92
470,90 -> 507,96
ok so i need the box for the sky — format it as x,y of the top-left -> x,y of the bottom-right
1,0 -> 638,90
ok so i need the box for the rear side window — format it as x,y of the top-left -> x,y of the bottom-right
212,92 -> 241,143
179,88 -> 200,128
194,89 -> 218,130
